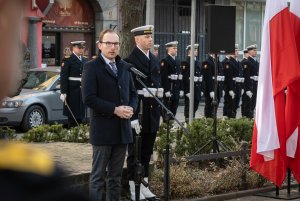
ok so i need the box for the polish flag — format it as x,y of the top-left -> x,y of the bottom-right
250,0 -> 300,187
286,0 -> 300,182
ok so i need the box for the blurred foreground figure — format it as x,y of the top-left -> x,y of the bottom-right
0,142 -> 89,201
0,0 -> 27,100
0,1 -> 88,201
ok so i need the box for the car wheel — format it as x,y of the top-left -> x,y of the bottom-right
21,105 -> 46,132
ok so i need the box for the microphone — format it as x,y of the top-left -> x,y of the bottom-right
128,65 -> 147,79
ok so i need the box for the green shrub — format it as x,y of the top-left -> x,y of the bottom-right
22,123 -> 89,143
65,124 -> 89,143
47,123 -> 68,141
0,126 -> 16,140
155,118 -> 254,158
22,124 -> 51,142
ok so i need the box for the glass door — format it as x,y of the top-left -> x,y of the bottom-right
42,33 -> 59,66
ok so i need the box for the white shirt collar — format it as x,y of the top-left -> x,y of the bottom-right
137,45 -> 150,59
73,52 -> 82,61
101,53 -> 115,65
168,54 -> 175,60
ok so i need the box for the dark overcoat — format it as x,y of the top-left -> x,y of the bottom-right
81,54 -> 138,145
125,46 -> 161,133
60,53 -> 88,118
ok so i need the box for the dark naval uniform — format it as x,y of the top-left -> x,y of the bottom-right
221,57 -> 230,117
125,46 -> 161,179
160,55 -> 182,120
223,57 -> 239,118
249,56 -> 259,112
241,57 -> 252,118
181,57 -> 202,119
234,59 -> 244,115
202,55 -> 223,118
60,53 -> 88,127
241,56 -> 258,118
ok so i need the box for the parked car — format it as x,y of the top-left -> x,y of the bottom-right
0,67 -> 68,131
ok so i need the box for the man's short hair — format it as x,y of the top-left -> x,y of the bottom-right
98,29 -> 120,43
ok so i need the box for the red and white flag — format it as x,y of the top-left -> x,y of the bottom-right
250,0 -> 300,187
286,0 -> 300,182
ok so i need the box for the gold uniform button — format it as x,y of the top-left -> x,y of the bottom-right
151,83 -> 154,86
151,105 -> 153,108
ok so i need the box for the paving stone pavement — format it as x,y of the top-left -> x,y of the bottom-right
32,142 -> 92,175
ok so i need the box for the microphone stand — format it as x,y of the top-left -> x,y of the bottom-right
133,74 -> 189,201
193,54 -> 229,155
134,124 -> 148,201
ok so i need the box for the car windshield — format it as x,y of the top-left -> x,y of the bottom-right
23,71 -> 58,90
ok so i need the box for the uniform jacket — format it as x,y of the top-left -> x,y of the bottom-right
125,46 -> 161,133
202,55 -> 215,95
181,56 -> 202,101
160,55 -> 182,100
60,53 -> 88,118
202,55 -> 223,99
81,54 -> 138,145
243,56 -> 259,92
224,57 -> 239,92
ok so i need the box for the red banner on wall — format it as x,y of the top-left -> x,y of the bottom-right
37,0 -> 94,28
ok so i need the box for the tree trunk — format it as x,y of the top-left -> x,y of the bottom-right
119,0 -> 145,58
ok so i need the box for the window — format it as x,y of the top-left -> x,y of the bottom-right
231,0 -> 264,53
245,2 -> 262,49
233,1 -> 245,50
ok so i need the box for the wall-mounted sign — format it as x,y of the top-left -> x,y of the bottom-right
37,0 -> 94,28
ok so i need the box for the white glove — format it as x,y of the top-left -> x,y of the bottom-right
131,119 -> 141,134
60,94 -> 66,102
209,91 -> 214,99
186,93 -> 190,99
222,90 -> 225,97
229,90 -> 235,99
246,91 -> 253,98
165,91 -> 171,98
179,90 -> 184,97
201,92 -> 204,97
241,89 -> 244,95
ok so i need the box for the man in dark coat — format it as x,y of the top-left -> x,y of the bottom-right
81,29 -> 138,201
233,49 -> 246,116
60,41 -> 88,128
160,41 -> 183,122
153,44 -> 160,58
247,45 -> 259,113
221,55 -> 230,117
202,54 -> 217,118
181,44 -> 202,121
241,44 -> 258,118
125,25 -> 161,201
223,44 -> 240,118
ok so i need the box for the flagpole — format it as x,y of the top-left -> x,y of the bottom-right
188,0 -> 196,124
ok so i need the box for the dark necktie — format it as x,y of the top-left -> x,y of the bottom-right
109,62 -> 118,76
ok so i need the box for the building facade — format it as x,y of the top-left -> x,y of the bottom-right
154,0 -> 266,61
25,0 -> 265,68
26,0 -> 120,68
